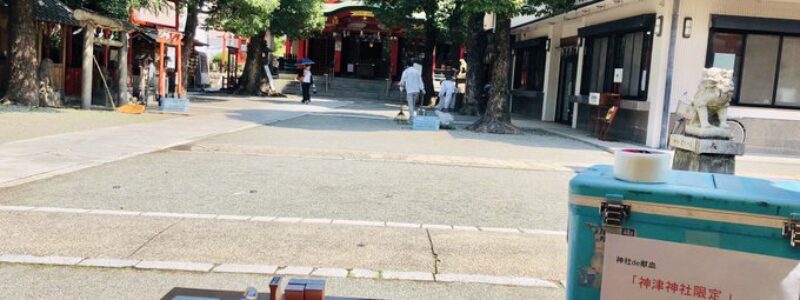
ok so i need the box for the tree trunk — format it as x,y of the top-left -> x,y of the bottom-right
421,15 -> 437,106
81,23 -> 96,109
117,31 -> 129,105
461,12 -> 487,116
445,0 -> 464,68
181,0 -> 202,91
466,14 -> 519,134
236,31 -> 267,95
6,0 -> 39,105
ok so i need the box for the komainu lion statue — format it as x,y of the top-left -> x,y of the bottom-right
685,68 -> 735,139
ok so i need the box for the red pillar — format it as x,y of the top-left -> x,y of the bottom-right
459,45 -> 466,60
236,39 -> 243,65
390,38 -> 399,78
222,35 -> 228,64
158,42 -> 165,97
285,39 -> 293,58
177,41 -> 183,98
333,36 -> 342,73
432,46 -> 436,74
297,40 -> 306,60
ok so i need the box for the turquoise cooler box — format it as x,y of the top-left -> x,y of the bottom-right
568,165 -> 800,300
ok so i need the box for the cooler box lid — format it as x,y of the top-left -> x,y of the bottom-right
570,165 -> 800,218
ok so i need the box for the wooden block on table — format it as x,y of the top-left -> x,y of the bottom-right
304,280 -> 326,300
269,276 -> 288,300
284,284 -> 305,300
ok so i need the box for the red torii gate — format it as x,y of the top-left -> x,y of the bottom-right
156,29 -> 184,98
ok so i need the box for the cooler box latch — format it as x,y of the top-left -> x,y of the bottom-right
781,213 -> 800,247
600,194 -> 629,227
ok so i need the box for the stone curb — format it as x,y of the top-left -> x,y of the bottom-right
0,205 -> 566,237
0,254 -> 562,289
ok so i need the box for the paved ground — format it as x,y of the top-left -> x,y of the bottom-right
0,96 -> 350,188
0,264 -> 563,300
0,105 -> 176,144
0,95 -> 606,299
1,94 -> 797,299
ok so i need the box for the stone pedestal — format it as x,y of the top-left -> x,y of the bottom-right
669,134 -> 745,174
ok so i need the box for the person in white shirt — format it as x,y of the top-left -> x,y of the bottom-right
436,74 -> 457,112
399,61 -> 425,119
298,65 -> 314,104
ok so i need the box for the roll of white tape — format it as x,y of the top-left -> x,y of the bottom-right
613,149 -> 672,183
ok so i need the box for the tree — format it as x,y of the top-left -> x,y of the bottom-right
460,11 -> 486,116
5,0 -> 39,105
181,0 -> 204,90
207,0 -> 324,95
464,0 -> 576,133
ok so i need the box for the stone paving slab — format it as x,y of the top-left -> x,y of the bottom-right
129,219 -> 433,273
0,211 -> 175,258
429,229 -> 567,281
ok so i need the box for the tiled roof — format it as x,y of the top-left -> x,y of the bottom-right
32,0 -> 79,26
1,0 -> 79,26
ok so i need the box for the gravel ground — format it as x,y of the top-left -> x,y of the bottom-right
0,105 -> 176,144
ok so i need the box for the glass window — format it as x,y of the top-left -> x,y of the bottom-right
513,45 -> 546,92
616,31 -> 646,97
776,37 -> 800,107
739,34 -> 780,105
709,32 -> 743,71
581,30 -> 652,99
587,37 -> 608,94
528,47 -> 546,91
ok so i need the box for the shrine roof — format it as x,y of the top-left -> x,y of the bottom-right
30,0 -> 79,26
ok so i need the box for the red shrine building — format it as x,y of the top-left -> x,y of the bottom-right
284,0 -> 458,80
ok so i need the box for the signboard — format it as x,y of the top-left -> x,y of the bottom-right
601,234 -> 800,300
613,68 -> 624,83
589,93 -> 601,105
264,65 -> 275,92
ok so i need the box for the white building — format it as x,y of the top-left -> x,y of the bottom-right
510,0 -> 800,154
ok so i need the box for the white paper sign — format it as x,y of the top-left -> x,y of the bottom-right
601,234 -> 800,300
613,68 -> 624,83
589,93 -> 601,105
347,64 -> 354,73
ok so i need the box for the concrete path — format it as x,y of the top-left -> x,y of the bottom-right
0,209 -> 565,287
0,97 -> 349,188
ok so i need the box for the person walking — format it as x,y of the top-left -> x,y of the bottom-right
399,61 -> 425,119
436,74 -> 457,112
298,64 -> 314,104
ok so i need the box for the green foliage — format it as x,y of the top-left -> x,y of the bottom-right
64,0 -> 160,20
206,0 -> 280,36
464,0 -> 578,17
463,0 -> 525,16
268,0 -> 326,39
205,0 -> 324,38
212,52 -> 226,70
273,36 -> 286,57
